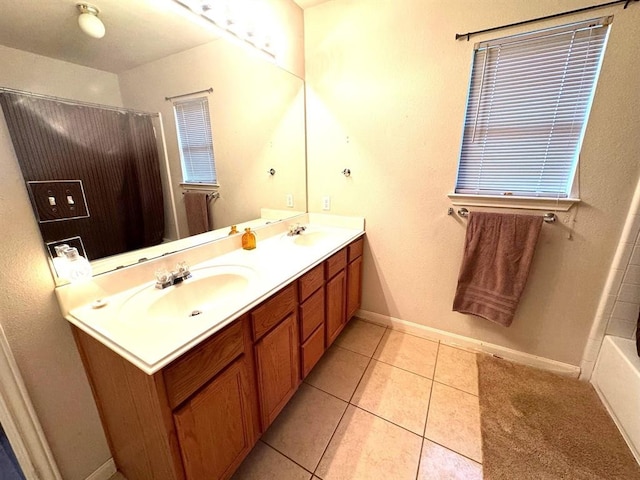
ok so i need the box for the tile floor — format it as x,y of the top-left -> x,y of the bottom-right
109,318 -> 482,480
232,318 -> 483,480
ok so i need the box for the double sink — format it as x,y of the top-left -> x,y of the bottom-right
61,217 -> 364,374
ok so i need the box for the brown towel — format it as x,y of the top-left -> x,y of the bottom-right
183,192 -> 211,235
453,212 -> 543,327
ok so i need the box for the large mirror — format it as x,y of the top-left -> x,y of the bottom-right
0,0 -> 306,278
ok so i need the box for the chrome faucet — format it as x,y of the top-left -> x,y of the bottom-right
287,223 -> 307,236
155,261 -> 191,289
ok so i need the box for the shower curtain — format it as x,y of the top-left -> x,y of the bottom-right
0,92 -> 165,261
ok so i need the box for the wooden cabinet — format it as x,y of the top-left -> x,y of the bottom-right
325,237 -> 364,347
174,356 -> 257,479
301,323 -> 325,378
72,315 -> 259,480
326,269 -> 346,347
298,265 -> 326,379
73,234 -> 364,480
346,238 -> 364,320
254,313 -> 299,430
251,284 -> 299,430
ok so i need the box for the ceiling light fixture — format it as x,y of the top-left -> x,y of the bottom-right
173,0 -> 276,59
76,3 -> 106,39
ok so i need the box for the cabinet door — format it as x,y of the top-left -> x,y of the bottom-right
173,356 -> 258,480
326,270 -> 346,347
254,313 -> 300,429
346,255 -> 363,321
299,286 -> 325,343
301,325 -> 325,378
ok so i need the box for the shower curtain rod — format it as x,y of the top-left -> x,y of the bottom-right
165,87 -> 213,102
455,0 -> 638,41
0,86 -> 159,117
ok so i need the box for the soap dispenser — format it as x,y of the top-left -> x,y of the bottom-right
241,227 -> 256,250
62,247 -> 92,282
228,225 -> 238,235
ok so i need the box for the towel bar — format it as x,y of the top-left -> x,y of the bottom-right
450,207 -> 556,223
182,191 -> 220,202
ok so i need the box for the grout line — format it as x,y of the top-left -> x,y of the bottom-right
303,381 -> 350,404
346,324 -> 390,403
431,379 -> 479,397
309,394 -> 350,475
327,343 -> 373,360
348,403 -> 423,438
308,325 -> 389,476
421,437 -> 484,466
371,357 -> 435,381
257,440 -> 315,476
378,326 -> 442,345
417,341 -> 441,479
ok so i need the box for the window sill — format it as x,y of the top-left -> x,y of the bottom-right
180,182 -> 220,190
447,194 -> 580,212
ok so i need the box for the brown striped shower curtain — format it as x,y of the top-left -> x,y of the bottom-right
0,92 -> 165,260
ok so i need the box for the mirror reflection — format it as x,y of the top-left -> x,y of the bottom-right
0,0 -> 306,278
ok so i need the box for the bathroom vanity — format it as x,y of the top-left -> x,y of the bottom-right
59,215 -> 364,480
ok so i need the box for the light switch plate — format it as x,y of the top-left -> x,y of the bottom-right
322,196 -> 331,211
27,180 -> 89,223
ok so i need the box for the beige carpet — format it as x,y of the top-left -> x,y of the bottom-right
477,354 -> 640,480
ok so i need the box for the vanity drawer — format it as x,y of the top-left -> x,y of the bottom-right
301,325 -> 325,378
298,264 -> 324,303
164,319 -> 245,409
299,286 -> 325,342
348,237 -> 364,262
252,284 -> 297,341
325,248 -> 347,280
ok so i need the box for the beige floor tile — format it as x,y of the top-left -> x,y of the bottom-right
334,318 -> 386,357
304,345 -> 370,401
425,383 -> 482,462
231,441 -> 312,480
108,474 -> 126,480
316,405 -> 422,480
417,439 -> 482,480
434,345 -> 479,395
373,330 -> 439,378
351,359 -> 432,435
261,384 -> 347,471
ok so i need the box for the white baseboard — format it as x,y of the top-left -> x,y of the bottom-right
356,309 -> 581,378
85,458 -> 116,480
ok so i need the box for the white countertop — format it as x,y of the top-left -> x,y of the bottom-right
60,214 -> 364,374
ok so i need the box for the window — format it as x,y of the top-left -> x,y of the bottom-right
454,17 -> 611,201
173,96 -> 218,184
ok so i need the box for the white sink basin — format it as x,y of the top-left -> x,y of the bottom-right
118,265 -> 258,323
282,230 -> 333,247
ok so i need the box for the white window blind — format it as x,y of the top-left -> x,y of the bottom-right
455,17 -> 611,198
173,96 -> 217,184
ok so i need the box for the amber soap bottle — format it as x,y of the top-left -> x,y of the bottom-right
242,228 -> 256,250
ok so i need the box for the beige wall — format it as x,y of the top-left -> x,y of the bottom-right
304,0 -> 640,365
0,45 -> 119,480
269,0 -> 306,78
